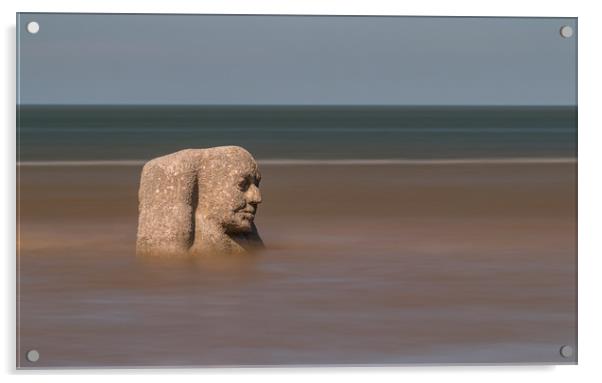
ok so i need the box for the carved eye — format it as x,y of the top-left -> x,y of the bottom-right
238,179 -> 250,191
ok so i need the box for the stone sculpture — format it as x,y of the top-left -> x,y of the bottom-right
136,146 -> 263,257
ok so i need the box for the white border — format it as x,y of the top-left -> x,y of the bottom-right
3,1 -> 601,381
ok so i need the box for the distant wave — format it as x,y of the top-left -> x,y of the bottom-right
16,158 -> 577,167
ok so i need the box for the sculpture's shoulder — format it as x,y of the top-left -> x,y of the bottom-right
141,148 -> 206,175
139,149 -> 205,204
137,149 -> 206,257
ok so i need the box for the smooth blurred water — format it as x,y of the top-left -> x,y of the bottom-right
17,105 -> 577,161
17,163 -> 577,367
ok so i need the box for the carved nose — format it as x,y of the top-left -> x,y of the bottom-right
247,184 -> 262,205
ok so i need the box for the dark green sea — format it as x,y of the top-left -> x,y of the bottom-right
17,105 -> 577,162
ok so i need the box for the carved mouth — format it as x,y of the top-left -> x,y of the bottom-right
239,210 -> 255,220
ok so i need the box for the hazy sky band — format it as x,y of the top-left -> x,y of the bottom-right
17,14 -> 577,106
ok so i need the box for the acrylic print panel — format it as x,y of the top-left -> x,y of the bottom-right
16,14 -> 577,368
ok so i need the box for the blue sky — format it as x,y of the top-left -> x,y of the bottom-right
17,14 -> 577,105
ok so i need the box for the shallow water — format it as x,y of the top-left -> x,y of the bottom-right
17,164 -> 577,367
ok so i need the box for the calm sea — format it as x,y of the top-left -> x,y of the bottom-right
17,105 -> 577,162
17,107 -> 577,366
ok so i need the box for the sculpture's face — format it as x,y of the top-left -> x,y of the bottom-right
220,167 -> 262,233
199,149 -> 262,234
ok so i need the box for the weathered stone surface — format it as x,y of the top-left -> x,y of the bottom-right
136,146 -> 263,257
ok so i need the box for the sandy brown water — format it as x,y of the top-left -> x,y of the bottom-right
17,163 -> 576,367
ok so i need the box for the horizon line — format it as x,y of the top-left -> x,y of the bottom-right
16,103 -> 578,108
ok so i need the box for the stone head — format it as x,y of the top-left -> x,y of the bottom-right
197,146 -> 262,234
136,146 -> 264,257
